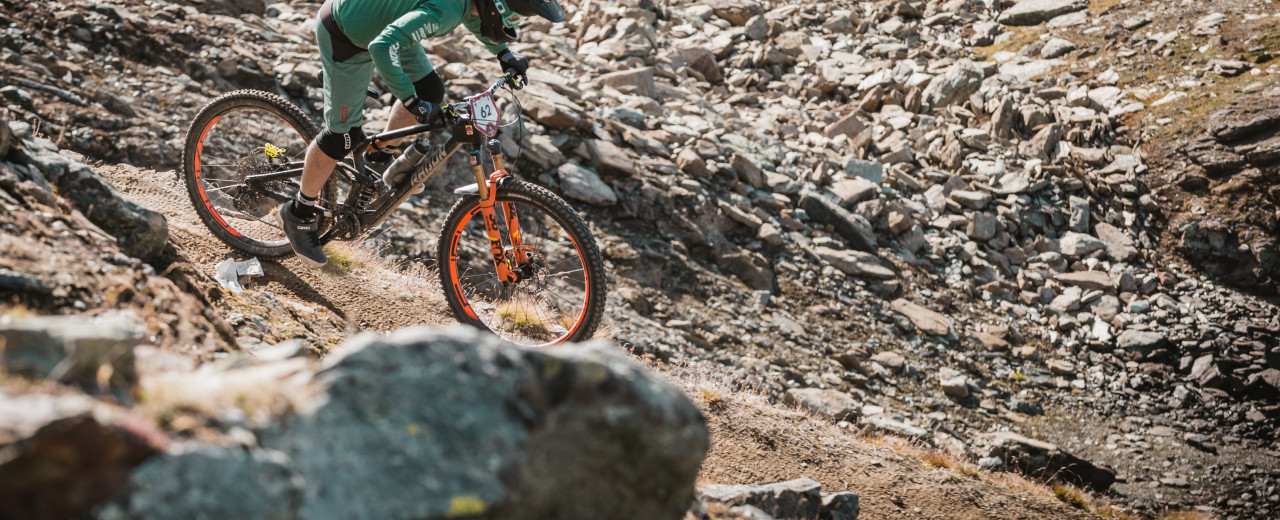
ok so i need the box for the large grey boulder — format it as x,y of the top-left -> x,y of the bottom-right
997,0 -> 1089,27
18,135 -> 168,263
111,445 -> 304,520
921,59 -> 984,110
968,432 -> 1115,491
799,190 -> 878,253
0,314 -> 143,393
260,326 -> 708,520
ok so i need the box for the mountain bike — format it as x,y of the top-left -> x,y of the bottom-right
180,73 -> 606,347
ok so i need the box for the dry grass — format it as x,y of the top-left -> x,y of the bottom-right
1054,484 -> 1088,509
138,358 -> 319,428
1087,0 -> 1125,15
323,242 -> 365,272
972,27 -> 1043,60
496,298 -> 555,336
699,387 -> 729,411
923,450 -> 952,469
590,324 -> 618,342
321,239 -> 443,304
1095,504 -> 1145,520
1155,511 -> 1217,520
0,305 -> 34,319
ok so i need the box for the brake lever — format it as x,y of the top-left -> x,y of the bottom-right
507,74 -> 526,91
442,103 -> 465,127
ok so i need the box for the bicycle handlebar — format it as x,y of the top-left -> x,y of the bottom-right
371,73 -> 522,144
445,72 -> 522,117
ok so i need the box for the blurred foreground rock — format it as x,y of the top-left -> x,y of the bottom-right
109,326 -> 708,520
1,314 -> 143,394
0,394 -> 169,520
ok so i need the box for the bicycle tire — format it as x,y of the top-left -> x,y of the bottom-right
437,180 -> 607,346
181,89 -> 337,258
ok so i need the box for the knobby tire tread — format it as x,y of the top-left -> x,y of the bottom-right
437,180 -> 607,345
181,89 -> 329,258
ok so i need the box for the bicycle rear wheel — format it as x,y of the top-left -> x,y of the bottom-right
181,90 -> 337,258
438,180 -> 607,346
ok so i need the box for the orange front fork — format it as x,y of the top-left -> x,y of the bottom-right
473,151 -> 528,283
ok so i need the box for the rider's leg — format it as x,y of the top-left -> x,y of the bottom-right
376,59 -> 444,196
379,53 -> 443,147
379,103 -> 418,148
287,51 -> 370,216
299,140 -> 341,199
283,14 -> 373,266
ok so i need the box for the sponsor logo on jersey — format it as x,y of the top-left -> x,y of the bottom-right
410,22 -> 439,41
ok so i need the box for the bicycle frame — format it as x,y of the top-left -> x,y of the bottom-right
382,123 -> 530,284
243,77 -> 530,284
363,119 -> 530,284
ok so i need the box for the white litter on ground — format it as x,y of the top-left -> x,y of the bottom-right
214,257 -> 263,294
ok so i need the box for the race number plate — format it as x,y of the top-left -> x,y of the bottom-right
469,91 -> 500,137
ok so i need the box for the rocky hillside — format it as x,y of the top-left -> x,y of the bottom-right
3,116 -> 1111,520
2,0 -> 1279,518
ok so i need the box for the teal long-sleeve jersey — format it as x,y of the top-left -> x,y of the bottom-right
332,0 -> 508,101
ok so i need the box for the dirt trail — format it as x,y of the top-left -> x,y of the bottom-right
695,395 -> 1102,520
97,163 -> 453,334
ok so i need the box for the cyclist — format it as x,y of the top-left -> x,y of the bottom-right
279,0 -> 566,266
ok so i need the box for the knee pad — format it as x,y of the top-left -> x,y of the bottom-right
315,127 -> 366,160
412,70 -> 445,104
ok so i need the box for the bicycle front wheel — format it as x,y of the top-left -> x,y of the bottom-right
438,180 -> 607,346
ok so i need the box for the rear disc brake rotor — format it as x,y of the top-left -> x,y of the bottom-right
230,150 -> 287,215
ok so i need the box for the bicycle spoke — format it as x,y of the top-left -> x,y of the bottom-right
441,189 -> 601,346
187,102 -> 316,249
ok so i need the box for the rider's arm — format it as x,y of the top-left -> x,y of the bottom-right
461,13 -> 509,55
367,7 -> 448,102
